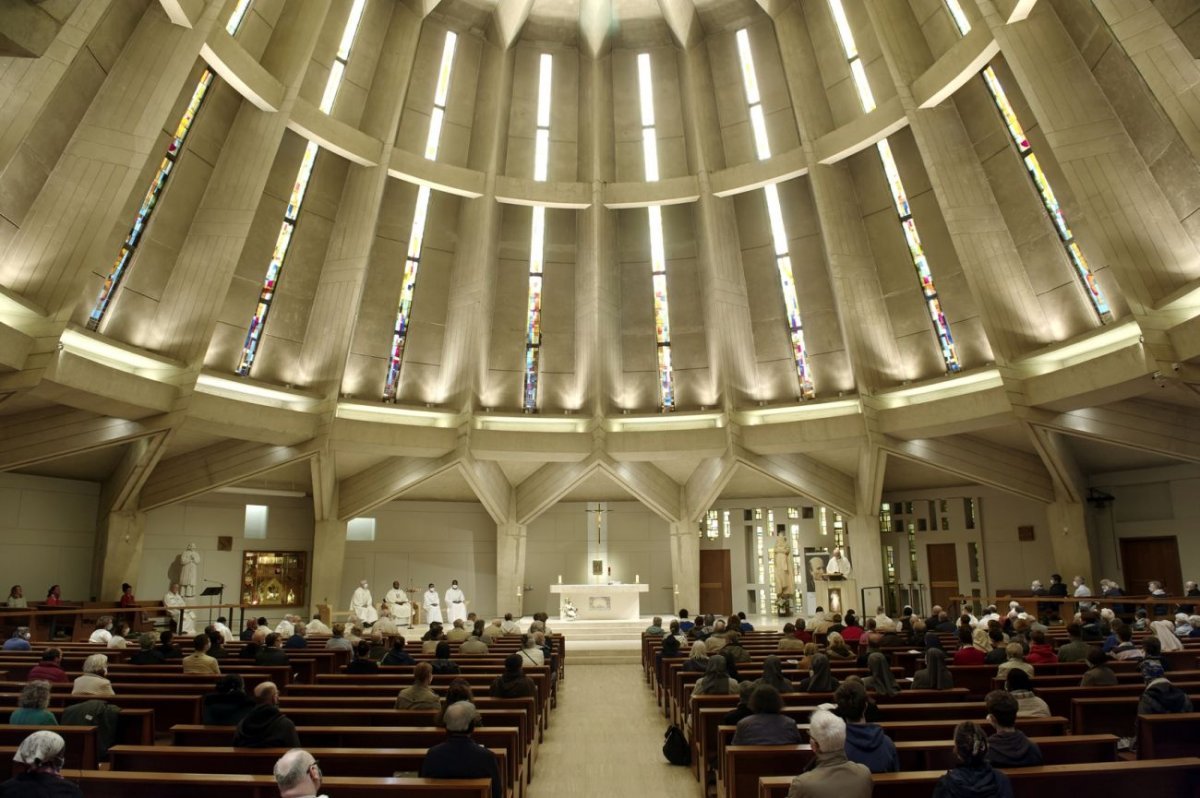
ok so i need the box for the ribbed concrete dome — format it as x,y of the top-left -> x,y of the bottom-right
0,0 -> 1198,612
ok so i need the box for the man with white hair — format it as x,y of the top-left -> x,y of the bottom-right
786,709 -> 872,798
350,581 -> 378,627
872,606 -> 894,632
273,748 -> 326,798
419,701 -> 502,798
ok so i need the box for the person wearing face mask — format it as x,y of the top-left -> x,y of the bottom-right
423,583 -> 444,624
445,579 -> 467,624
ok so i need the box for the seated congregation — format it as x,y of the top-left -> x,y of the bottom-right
0,608 -> 561,798
644,597 -> 1200,798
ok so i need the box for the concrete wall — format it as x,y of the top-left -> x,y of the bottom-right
0,473 -> 98,602
523,501 -> 673,618
1088,463 -> 1200,591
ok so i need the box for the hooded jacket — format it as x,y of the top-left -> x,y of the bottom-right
1139,679 -> 1195,715
844,722 -> 899,773
1024,643 -> 1057,664
986,730 -> 1042,767
232,704 -> 300,748
202,691 -> 256,725
932,763 -> 1014,798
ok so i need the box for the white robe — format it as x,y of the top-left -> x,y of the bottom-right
212,621 -> 234,643
275,620 -> 295,638
384,588 -> 412,622
826,555 -> 852,577
445,587 -> 467,623
350,587 -> 378,625
163,591 -> 195,635
423,590 -> 443,624
306,618 -> 332,636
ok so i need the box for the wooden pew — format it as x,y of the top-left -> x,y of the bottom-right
756,758 -> 1200,798
722,735 -> 1118,798
0,727 -> 97,769
1038,682 -> 1200,718
171,725 -> 524,789
1137,713 -> 1200,759
0,707 -> 153,745
107,746 -> 513,798
67,771 -> 492,798
1072,694 -> 1200,736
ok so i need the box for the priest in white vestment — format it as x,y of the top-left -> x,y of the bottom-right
445,580 -> 467,624
350,580 -> 379,626
826,548 -> 852,578
163,583 -> 196,635
384,581 -> 412,625
423,583 -> 443,624
305,615 -> 332,636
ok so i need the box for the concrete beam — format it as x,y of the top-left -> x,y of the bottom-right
338,453 -> 460,520
1021,399 -> 1200,464
140,439 -> 319,511
881,434 -> 1055,503
0,409 -> 174,472
734,447 -> 858,517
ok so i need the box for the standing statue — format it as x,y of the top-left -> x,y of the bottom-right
180,543 -> 201,598
772,534 -> 795,599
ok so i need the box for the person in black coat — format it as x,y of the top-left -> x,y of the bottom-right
254,633 -> 290,667
232,682 -> 300,749
420,701 -> 502,798
346,639 -> 380,673
202,673 -> 256,726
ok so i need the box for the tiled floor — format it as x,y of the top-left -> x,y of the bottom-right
526,664 -> 697,798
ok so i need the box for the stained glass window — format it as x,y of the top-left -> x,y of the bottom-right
383,32 -> 458,401
639,53 -> 676,409
736,30 -> 815,397
523,53 -> 553,410
825,1 -> 961,372
86,1 -> 256,331
944,4 -> 1111,321
237,0 -> 367,375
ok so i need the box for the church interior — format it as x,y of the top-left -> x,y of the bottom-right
0,0 -> 1199,794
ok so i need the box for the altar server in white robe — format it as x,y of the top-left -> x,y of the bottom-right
423,583 -> 443,624
384,581 -> 412,626
350,580 -> 378,626
163,583 -> 196,635
445,580 -> 467,624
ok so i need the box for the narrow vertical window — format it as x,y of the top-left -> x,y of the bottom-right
382,31 -> 458,401
827,0 -> 961,372
944,1 -> 1111,321
237,0 -> 367,375
735,29 -> 815,398
86,0 -> 257,331
523,53 -> 553,410
638,53 -> 675,409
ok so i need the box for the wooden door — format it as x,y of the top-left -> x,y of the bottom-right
699,549 -> 732,617
926,543 -> 960,616
1119,537 -> 1183,595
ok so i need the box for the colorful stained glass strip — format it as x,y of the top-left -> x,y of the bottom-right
87,69 -> 217,330
657,345 -> 675,408
876,138 -> 910,218
523,347 -> 540,410
1022,152 -> 1070,239
982,67 -> 1030,153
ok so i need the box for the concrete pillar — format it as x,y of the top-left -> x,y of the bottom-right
145,0 -> 333,363
93,510 -> 146,602
1045,499 -> 1093,589
310,519 -> 347,618
977,0 -> 1200,339
675,40 -> 760,406
865,0 -> 1051,363
440,38 -> 514,409
2,2 -> 220,317
773,3 -> 903,392
496,521 -> 527,618
668,521 -> 699,614
293,4 -> 422,396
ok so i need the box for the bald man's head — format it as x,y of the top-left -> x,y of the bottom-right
255,681 -> 279,705
274,748 -> 319,796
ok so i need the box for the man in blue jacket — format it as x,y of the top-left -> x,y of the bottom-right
833,680 -> 899,772
420,701 -> 502,798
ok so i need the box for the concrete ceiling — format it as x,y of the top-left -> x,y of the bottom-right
1063,436 -> 1188,475
14,441 -> 130,482
883,454 -> 977,493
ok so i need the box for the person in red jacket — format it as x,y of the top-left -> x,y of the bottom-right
952,627 -> 987,666
1024,629 -> 1058,665
27,649 -> 69,683
118,583 -> 136,607
43,585 -> 61,606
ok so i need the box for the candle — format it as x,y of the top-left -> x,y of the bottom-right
557,575 -> 562,584
635,574 -> 640,583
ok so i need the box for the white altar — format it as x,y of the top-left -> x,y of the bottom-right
550,583 -> 650,621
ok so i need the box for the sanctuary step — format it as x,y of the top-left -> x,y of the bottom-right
550,618 -> 660,666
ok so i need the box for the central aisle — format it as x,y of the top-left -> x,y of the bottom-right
526,664 -> 696,798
